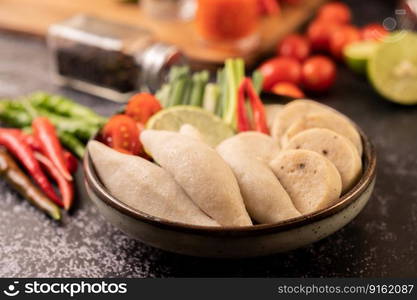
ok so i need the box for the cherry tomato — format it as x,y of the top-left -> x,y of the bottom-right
329,25 -> 361,59
258,57 -> 302,91
271,82 -> 305,98
281,0 -> 302,4
317,2 -> 351,24
258,0 -> 281,15
277,34 -> 311,61
125,93 -> 162,124
307,20 -> 342,52
102,114 -> 142,155
361,23 -> 389,41
302,56 -> 336,92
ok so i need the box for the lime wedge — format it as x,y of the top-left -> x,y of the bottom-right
344,41 -> 380,74
146,106 -> 235,146
368,31 -> 417,105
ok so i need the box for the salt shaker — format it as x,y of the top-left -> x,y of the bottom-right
47,15 -> 185,102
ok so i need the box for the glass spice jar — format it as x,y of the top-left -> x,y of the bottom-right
47,14 -> 185,102
141,0 -> 196,20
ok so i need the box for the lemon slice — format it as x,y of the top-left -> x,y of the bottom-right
368,31 -> 417,105
146,106 -> 235,146
344,41 -> 380,74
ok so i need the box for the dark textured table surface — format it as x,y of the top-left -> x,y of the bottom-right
1,0 -> 416,278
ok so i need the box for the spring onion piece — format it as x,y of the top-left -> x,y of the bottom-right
223,58 -> 245,130
168,76 -> 188,107
190,71 -> 209,107
203,83 -> 220,113
252,70 -> 264,95
155,84 -> 171,108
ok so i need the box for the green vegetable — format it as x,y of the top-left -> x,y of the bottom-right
0,102 -> 32,128
190,71 -> 209,107
216,68 -> 226,117
0,101 -> 97,143
168,76 -> 188,107
223,58 -> 245,129
28,92 -> 106,126
155,84 -> 171,108
203,83 -> 220,113
57,132 -> 85,158
252,70 -> 264,95
0,148 -> 61,220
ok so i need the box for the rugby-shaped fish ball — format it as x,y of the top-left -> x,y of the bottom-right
281,112 -> 363,156
270,149 -> 342,214
217,145 -> 301,224
141,130 -> 252,226
284,128 -> 362,192
271,99 -> 333,144
217,131 -> 280,163
88,141 -> 218,227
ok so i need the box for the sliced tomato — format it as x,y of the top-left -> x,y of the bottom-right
125,93 -> 162,125
102,114 -> 142,155
272,82 -> 305,98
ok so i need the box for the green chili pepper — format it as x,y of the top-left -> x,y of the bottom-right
57,132 -> 85,159
29,92 -> 106,126
0,148 -> 61,220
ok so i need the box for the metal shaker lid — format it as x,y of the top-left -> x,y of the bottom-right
137,43 -> 186,92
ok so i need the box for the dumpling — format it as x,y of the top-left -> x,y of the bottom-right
271,99 -> 333,144
270,149 -> 342,214
216,131 -> 280,163
281,112 -> 362,155
284,128 -> 362,192
141,130 -> 252,226
88,141 -> 218,227
217,144 -> 301,224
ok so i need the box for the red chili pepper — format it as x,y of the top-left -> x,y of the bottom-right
32,117 -> 72,181
0,128 -> 63,207
237,80 -> 252,132
35,152 -> 73,211
237,78 -> 270,134
23,132 -> 78,174
21,133 -> 42,151
64,151 -> 78,174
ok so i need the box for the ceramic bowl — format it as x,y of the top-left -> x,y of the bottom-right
83,128 -> 376,258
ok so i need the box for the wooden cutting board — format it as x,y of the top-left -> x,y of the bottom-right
0,0 -> 328,68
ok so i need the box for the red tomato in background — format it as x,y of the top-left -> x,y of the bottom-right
281,0 -> 302,4
307,20 -> 341,52
277,34 -> 311,61
329,25 -> 361,58
258,57 -> 302,91
302,56 -> 336,92
317,2 -> 352,24
102,115 -> 142,155
272,82 -> 305,98
361,23 -> 389,41
125,93 -> 162,125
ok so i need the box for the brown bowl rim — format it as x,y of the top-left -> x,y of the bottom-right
83,127 -> 376,237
